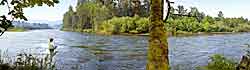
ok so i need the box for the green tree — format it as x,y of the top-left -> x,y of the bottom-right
0,0 -> 59,36
75,1 -> 110,31
197,12 -> 205,22
218,11 -> 224,18
216,11 -> 224,21
187,7 -> 205,22
141,0 -> 150,17
176,5 -> 187,15
62,6 -> 74,31
132,0 -> 141,16
188,7 -> 199,17
147,0 -> 169,70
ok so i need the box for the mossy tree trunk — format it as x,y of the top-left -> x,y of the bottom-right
147,0 -> 169,70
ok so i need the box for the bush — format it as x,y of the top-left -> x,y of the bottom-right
198,54 -> 237,70
98,16 -> 149,34
100,21 -> 116,34
135,18 -> 150,33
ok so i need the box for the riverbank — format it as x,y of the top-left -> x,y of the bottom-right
95,31 -> 245,37
7,27 -> 27,32
62,27 -> 247,37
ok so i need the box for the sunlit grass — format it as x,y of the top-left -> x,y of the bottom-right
7,27 -> 26,32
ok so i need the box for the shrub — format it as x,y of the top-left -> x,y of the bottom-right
98,16 -> 149,34
0,50 -> 56,70
135,18 -> 150,33
198,54 -> 237,70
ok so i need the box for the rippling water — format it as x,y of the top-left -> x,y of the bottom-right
0,29 -> 249,70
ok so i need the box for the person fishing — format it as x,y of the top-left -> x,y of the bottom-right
48,38 -> 57,54
47,38 -> 58,67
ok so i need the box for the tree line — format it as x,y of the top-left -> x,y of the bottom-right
62,0 -> 150,33
63,0 -> 250,34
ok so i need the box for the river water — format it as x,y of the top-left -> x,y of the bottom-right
0,29 -> 248,70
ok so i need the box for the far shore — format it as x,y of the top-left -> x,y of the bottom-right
95,31 -> 246,37
61,28 -> 247,37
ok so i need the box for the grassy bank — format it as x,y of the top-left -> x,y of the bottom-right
7,27 -> 27,32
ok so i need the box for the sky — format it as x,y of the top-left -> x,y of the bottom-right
170,0 -> 250,19
0,0 -> 77,21
0,0 -> 250,21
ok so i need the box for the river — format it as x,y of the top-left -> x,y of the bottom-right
0,29 -> 248,70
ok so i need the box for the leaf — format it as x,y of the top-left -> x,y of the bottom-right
0,16 -> 6,20
53,0 -> 59,3
20,15 -> 28,21
10,0 -> 19,5
8,10 -> 15,15
0,0 -> 6,5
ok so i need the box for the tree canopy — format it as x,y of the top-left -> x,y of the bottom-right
63,0 -> 250,34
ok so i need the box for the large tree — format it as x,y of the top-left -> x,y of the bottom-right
218,11 -> 224,18
75,1 -> 110,31
0,0 -> 59,36
132,0 -> 141,16
188,7 -> 199,17
147,0 -> 169,70
62,6 -> 74,31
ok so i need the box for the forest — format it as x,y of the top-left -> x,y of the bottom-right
62,0 -> 250,34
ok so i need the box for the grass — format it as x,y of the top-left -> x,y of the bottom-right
0,50 -> 56,70
7,27 -> 27,32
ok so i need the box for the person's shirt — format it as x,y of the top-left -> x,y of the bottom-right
48,41 -> 55,49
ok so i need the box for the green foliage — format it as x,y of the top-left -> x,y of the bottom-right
198,54 -> 237,70
62,1 -> 110,32
166,16 -> 201,32
0,50 -> 56,70
62,6 -> 74,30
166,5 -> 250,33
218,11 -> 224,17
63,2 -> 250,34
98,16 -> 149,34
62,0 -> 151,32
166,16 -> 250,33
135,17 -> 150,33
176,5 -> 187,15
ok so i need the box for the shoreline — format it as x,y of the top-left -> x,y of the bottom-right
61,29 -> 247,37
6,27 -> 27,32
95,31 -> 246,37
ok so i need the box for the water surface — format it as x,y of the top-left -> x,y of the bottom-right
0,29 -> 248,70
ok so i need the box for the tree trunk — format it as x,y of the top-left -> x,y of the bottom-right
147,0 -> 169,70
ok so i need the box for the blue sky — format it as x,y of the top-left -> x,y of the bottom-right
0,0 -> 77,21
0,0 -> 250,21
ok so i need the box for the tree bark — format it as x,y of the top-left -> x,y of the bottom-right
147,0 -> 169,70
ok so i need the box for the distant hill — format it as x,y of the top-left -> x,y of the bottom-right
47,20 -> 63,29
12,21 -> 53,29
